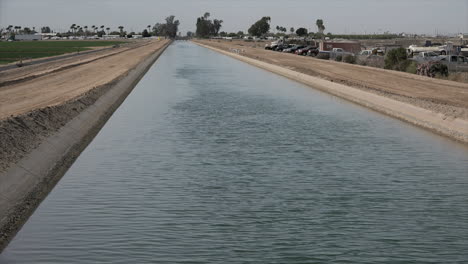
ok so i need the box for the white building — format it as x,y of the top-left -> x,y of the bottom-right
15,34 -> 42,41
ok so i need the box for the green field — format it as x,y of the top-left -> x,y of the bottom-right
0,40 -> 126,64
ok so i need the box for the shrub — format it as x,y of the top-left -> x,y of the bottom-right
416,61 -> 449,78
406,61 -> 418,74
431,63 -> 449,77
317,53 -> 330,60
343,55 -> 356,64
335,55 -> 343,62
384,47 -> 410,71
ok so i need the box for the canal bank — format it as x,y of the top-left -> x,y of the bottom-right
0,40 -> 172,252
193,41 -> 468,144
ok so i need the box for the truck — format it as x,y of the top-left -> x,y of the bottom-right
265,40 -> 283,50
407,43 -> 452,57
410,52 -> 440,62
329,48 -> 354,60
437,55 -> 468,72
359,48 -> 385,57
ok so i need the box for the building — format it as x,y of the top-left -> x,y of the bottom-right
15,34 -> 42,41
319,40 -> 361,53
102,35 -> 121,39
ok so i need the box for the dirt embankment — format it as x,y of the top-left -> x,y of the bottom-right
0,40 -> 169,173
194,39 -> 468,121
0,41 -> 144,87
193,39 -> 468,143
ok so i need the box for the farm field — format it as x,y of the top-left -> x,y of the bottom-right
0,40 -> 126,64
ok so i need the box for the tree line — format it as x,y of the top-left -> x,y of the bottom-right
192,14 -> 329,39
191,15 -> 402,40
1,15 -> 180,39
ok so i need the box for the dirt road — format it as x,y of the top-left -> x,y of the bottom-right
0,40 -> 169,119
194,40 -> 468,120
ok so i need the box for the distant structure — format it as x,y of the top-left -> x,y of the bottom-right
102,35 -> 121,39
15,34 -> 42,41
319,40 -> 361,53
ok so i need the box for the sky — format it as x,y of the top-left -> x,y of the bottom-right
0,0 -> 467,35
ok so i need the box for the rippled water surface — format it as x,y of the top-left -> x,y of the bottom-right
2,41 -> 468,263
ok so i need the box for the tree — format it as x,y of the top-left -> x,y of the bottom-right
316,19 -> 325,35
153,23 -> 165,36
296,27 -> 308,36
153,16 -> 180,38
97,30 -> 105,37
164,15 -> 180,38
290,27 -> 295,34
41,26 -> 51,33
142,29 -> 150,38
70,24 -> 76,35
196,12 -> 223,38
118,26 -> 124,37
213,19 -> 223,35
248,16 -> 271,37
186,31 -> 194,38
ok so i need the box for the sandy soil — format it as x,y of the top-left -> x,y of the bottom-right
0,39 -> 170,173
194,39 -> 468,121
0,40 -> 169,119
0,42 -> 141,86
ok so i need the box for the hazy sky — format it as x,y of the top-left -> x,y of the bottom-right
1,0 -> 467,35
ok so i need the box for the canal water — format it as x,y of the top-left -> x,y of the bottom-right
1,41 -> 468,263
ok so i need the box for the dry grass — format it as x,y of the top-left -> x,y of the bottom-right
438,72 -> 468,83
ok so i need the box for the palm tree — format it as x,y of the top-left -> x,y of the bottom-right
316,19 -> 325,36
84,26 -> 88,36
92,25 -> 96,33
70,24 -> 76,35
118,26 -> 124,37
147,25 -> 151,34
106,27 -> 110,35
100,25 -> 105,33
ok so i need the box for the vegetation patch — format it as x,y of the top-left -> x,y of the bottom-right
0,41 -> 125,64
384,48 -> 411,72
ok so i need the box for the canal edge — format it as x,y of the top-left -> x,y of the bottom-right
192,41 -> 468,144
0,40 -> 173,253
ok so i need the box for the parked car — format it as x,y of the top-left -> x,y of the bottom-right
275,44 -> 291,52
296,46 -> 317,56
283,45 -> 305,53
307,48 -> 319,57
360,49 -> 384,56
